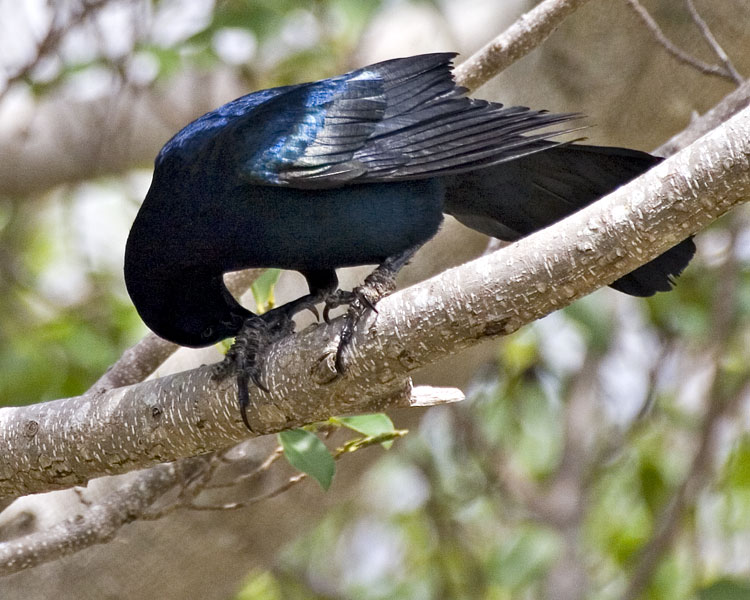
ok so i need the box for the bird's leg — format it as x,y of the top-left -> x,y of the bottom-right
214,270 -> 339,431
297,269 -> 339,322
214,307 -> 293,431
326,243 -> 422,373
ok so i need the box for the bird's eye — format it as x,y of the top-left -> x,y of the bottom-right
201,326 -> 214,339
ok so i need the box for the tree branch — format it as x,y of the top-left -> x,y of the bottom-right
2,102 -> 748,500
656,78 -> 750,156
623,0 -> 742,84
685,0 -> 743,85
453,0 -> 594,91
0,460 -> 191,577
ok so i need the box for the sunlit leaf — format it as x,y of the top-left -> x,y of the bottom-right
279,429 -> 335,490
332,414 -> 396,448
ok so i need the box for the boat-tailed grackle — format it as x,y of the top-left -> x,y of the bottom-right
124,53 -> 695,429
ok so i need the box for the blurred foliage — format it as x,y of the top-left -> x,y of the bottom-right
0,190 -> 143,405
232,219 -> 750,599
21,0 -> 384,97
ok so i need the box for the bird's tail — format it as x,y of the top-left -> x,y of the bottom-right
443,143 -> 695,296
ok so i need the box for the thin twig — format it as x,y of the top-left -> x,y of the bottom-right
203,446 -> 284,490
623,0 -> 738,84
685,0 -> 743,85
186,474 -> 307,512
656,78 -> 750,156
184,433 -> 406,512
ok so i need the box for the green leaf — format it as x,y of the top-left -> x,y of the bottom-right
278,429 -> 335,490
332,414 -> 397,448
251,269 -> 281,314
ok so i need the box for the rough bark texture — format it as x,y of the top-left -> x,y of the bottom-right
2,103 -> 748,500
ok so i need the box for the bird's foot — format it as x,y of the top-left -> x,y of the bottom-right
279,292 -> 322,322
325,268 -> 398,373
212,307 -> 295,431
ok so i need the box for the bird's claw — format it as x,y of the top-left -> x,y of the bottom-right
213,312 -> 291,431
322,290 -> 354,323
305,304 -> 320,322
329,283 -> 389,373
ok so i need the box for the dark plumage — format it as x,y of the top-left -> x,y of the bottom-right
124,53 -> 694,427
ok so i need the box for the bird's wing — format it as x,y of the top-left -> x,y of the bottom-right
234,53 -> 581,189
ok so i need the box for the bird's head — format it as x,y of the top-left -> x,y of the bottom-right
126,270 -> 251,348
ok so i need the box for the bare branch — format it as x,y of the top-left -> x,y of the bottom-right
0,460 -> 186,577
1,103 -> 748,500
185,473 -> 307,513
685,0 -> 743,85
203,446 -> 284,491
0,421 -> 414,576
453,0 -> 594,91
623,0 -> 739,84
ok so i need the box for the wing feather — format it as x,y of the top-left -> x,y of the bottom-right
232,53 -> 581,189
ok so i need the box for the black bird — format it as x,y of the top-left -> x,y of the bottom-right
124,53 -> 694,429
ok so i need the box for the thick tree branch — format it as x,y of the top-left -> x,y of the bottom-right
2,103 -> 748,500
0,384 -> 459,577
